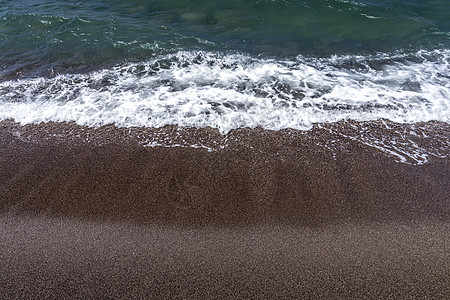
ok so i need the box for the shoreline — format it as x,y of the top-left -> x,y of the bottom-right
1,119 -> 449,225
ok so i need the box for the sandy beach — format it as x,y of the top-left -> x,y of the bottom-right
0,120 -> 449,299
1,0 -> 450,298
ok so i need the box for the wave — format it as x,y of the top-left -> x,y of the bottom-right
0,49 -> 449,133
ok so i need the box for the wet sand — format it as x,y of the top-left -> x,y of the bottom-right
0,121 -> 449,299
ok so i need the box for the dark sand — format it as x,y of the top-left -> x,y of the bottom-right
1,120 -> 449,299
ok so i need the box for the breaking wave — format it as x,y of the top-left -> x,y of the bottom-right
1,49 -> 449,133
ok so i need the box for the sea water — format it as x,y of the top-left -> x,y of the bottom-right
0,0 -> 449,134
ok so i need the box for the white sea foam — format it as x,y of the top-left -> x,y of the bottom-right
0,50 -> 449,133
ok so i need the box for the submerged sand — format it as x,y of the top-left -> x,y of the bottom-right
0,120 -> 449,299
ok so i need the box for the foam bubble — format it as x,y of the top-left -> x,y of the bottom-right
0,50 -> 449,133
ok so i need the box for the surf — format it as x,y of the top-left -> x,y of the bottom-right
1,50 -> 449,133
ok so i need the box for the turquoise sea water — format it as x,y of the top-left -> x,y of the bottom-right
1,0 -> 449,75
0,0 -> 449,133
